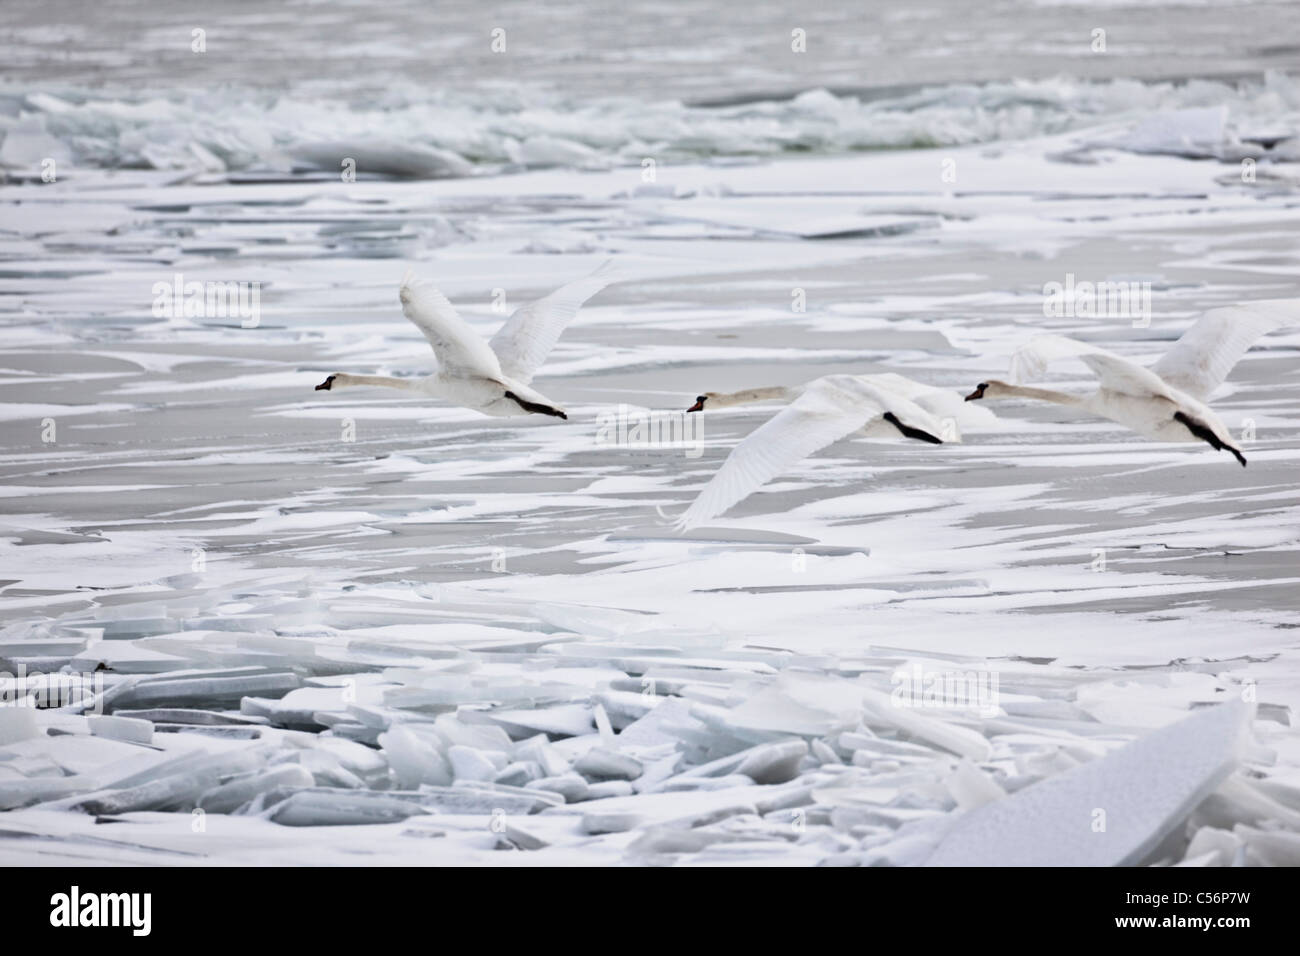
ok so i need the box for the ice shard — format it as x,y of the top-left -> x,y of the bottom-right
925,702 -> 1253,867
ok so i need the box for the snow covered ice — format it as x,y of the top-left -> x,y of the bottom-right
2,0 -> 1300,867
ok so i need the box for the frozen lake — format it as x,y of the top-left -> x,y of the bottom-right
1,0 -> 1299,865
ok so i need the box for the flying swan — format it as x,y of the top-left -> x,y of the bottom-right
314,260 -> 619,418
676,373 -> 997,529
965,299 -> 1300,466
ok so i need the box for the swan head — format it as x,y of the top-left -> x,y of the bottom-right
965,380 -> 1010,401
315,374 -> 337,391
686,393 -> 713,413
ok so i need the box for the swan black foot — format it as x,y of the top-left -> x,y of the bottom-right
504,391 -> 567,419
883,411 -> 943,444
1174,411 -> 1246,466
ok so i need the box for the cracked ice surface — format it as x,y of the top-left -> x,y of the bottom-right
3,108 -> 1300,864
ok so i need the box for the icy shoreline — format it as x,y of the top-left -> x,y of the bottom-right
4,73 -> 1298,179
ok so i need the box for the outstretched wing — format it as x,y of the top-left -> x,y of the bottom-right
677,376 -> 946,530
1150,299 -> 1300,400
399,274 -> 503,378
489,259 -> 621,384
1010,335 -> 1174,399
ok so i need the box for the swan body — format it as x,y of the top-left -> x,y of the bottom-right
315,260 -> 619,418
677,373 -> 994,529
966,299 -> 1300,465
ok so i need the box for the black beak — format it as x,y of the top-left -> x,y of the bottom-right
686,398 -> 705,413
315,375 -> 335,391
964,384 -> 986,402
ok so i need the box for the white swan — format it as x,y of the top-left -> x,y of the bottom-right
965,299 -> 1300,466
314,260 -> 619,418
677,373 -> 996,529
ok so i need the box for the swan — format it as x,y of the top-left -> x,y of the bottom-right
676,373 -> 997,529
965,299 -> 1300,466
314,260 -> 619,419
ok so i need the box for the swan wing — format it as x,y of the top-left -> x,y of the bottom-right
854,371 -> 932,400
489,259 -> 620,384
1150,299 -> 1300,400
399,275 -> 503,378
1011,335 -> 1173,399
677,376 -> 945,529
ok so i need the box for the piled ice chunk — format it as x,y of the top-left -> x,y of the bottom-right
1,586 -> 1297,865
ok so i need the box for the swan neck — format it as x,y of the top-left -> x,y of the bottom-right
714,385 -> 795,407
335,373 -> 416,391
1003,384 -> 1085,406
